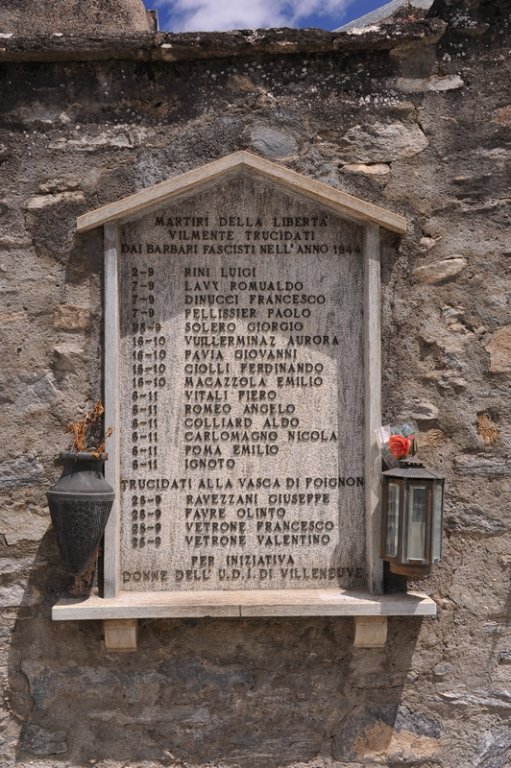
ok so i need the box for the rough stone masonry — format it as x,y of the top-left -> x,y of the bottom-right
1,0 -> 511,766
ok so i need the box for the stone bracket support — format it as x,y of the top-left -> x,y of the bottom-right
102,616 -> 389,652
353,616 -> 388,648
103,619 -> 138,651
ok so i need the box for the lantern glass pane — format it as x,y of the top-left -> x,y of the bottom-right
406,484 -> 427,561
385,482 -> 400,557
432,480 -> 443,562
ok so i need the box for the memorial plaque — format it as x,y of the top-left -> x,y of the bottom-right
117,172 -> 367,593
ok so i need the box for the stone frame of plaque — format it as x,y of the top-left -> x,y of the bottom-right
52,152 -> 436,650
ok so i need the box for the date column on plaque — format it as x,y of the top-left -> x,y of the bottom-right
128,265 -> 165,552
118,179 -> 366,593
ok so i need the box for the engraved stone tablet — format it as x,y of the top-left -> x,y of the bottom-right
117,172 -> 367,592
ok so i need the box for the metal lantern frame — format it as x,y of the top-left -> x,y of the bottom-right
381,461 -> 444,577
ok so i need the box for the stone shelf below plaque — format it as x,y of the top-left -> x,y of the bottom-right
53,590 -> 436,650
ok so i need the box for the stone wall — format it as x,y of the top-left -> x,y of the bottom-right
1,2 -> 511,766
0,0 -> 151,37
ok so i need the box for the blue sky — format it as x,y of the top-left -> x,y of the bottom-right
143,1 -> 392,33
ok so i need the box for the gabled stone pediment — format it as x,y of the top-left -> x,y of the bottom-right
77,151 -> 406,235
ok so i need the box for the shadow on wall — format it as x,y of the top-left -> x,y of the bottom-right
8,536 -> 427,767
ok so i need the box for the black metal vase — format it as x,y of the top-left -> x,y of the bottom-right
47,451 -> 115,576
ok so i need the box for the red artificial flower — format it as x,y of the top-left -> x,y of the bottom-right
389,434 -> 412,459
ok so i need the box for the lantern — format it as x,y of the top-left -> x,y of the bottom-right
381,460 -> 444,577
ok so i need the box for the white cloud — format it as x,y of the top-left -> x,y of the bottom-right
153,0 -> 353,32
